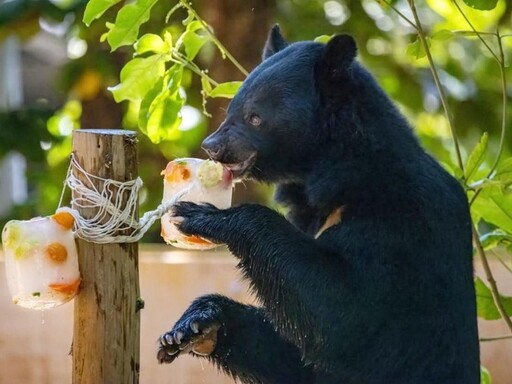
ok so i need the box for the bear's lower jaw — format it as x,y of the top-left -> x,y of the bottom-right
223,152 -> 257,181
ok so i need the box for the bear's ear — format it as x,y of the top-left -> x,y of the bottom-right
262,24 -> 288,61
316,34 -> 357,84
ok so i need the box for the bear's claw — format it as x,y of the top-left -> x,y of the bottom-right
158,316 -> 221,364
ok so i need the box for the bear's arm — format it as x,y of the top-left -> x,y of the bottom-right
173,201 -> 342,325
197,295 -> 315,383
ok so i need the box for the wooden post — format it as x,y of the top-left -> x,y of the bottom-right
72,129 -> 140,384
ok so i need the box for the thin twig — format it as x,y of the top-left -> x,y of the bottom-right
487,30 -> 507,177
179,0 -> 249,76
480,335 -> 512,342
407,0 -> 465,173
452,0 -> 500,62
452,0 -> 507,179
473,223 -> 512,333
453,30 -> 498,37
170,54 -> 219,87
381,0 -> 418,31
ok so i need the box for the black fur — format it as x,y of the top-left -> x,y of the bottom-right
158,26 -> 479,384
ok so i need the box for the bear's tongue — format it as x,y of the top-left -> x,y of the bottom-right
223,153 -> 257,180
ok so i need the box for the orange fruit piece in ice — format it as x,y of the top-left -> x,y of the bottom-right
46,243 -> 68,263
184,235 -> 213,246
52,211 -> 75,230
49,278 -> 81,296
161,162 -> 191,183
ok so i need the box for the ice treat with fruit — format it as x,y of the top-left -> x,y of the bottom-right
2,209 -> 81,309
161,158 -> 233,249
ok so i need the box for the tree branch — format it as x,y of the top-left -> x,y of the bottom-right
406,0 -> 464,173
179,0 -> 249,77
473,223 -> 512,333
480,335 -> 512,342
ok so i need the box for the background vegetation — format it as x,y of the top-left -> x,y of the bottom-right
0,0 -> 511,381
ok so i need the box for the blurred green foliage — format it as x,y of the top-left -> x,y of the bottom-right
1,1 -> 512,379
1,0 -> 511,261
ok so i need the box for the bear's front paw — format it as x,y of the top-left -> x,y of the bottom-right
157,314 -> 221,364
170,201 -> 225,242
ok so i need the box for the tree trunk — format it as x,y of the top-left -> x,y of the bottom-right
200,0 -> 275,204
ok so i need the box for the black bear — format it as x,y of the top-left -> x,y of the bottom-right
157,25 -> 480,384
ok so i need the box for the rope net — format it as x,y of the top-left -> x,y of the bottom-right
58,154 -> 186,244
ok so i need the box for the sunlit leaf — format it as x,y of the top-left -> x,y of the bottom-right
314,35 -> 333,44
480,230 -> 512,251
465,132 -> 488,182
462,0 -> 498,11
441,161 -> 464,180
475,277 -> 512,320
109,55 -> 165,102
135,34 -> 167,55
106,0 -> 159,50
427,0 -> 505,31
209,81 -> 243,99
472,184 -> 512,234
495,157 -> 512,186
201,76 -> 212,95
431,29 -> 454,41
178,20 -> 209,60
163,31 -> 173,48
407,37 -> 430,60
138,65 -> 185,143
139,78 -> 163,137
480,366 -> 492,384
83,0 -> 122,26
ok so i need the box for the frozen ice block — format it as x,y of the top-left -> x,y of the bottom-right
2,210 -> 80,309
161,158 -> 233,250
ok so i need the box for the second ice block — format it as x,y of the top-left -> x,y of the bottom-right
161,158 -> 233,249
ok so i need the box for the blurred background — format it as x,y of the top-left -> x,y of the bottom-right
0,0 -> 511,383
0,0 -> 510,231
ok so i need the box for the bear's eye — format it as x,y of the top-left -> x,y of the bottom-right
249,114 -> 262,127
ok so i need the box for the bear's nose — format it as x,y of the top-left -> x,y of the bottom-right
201,134 -> 224,160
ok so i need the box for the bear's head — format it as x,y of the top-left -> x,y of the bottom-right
201,25 -> 360,183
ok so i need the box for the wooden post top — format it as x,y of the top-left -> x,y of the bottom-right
74,129 -> 137,136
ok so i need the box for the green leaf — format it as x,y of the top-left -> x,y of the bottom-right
462,0 -> 498,11
201,76 -> 212,95
83,0 -> 122,26
440,161 -> 463,180
209,81 -> 243,99
134,34 -> 167,55
495,157 -> 512,186
480,366 -> 492,384
465,132 -> 488,181
472,186 -> 512,234
475,277 -> 512,320
431,29 -> 454,41
314,35 -> 333,44
106,0 -> 159,50
138,65 -> 185,143
407,37 -> 431,60
109,55 -> 165,102
479,230 -> 512,251
179,20 -> 209,60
